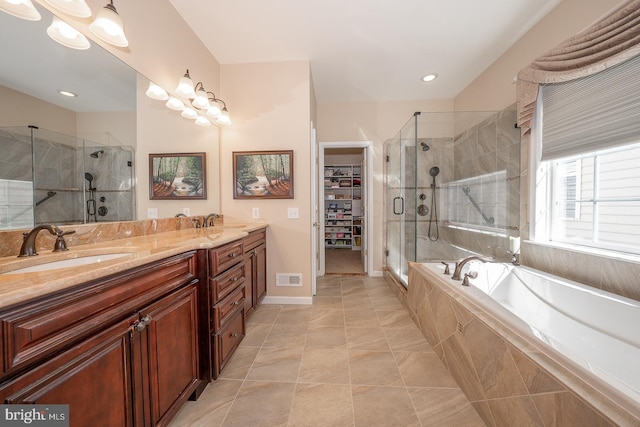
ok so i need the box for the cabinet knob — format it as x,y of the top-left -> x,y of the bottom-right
228,252 -> 237,258
231,276 -> 238,281
231,333 -> 239,337
233,301 -> 239,305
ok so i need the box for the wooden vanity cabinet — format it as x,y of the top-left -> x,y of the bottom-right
243,229 -> 267,319
0,251 -> 202,427
208,241 -> 246,378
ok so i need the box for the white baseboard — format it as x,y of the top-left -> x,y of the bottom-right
262,296 -> 313,305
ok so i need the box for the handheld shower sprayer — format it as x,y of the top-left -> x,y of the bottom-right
428,166 -> 440,242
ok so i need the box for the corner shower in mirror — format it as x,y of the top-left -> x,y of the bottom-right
0,2 -> 137,230
384,110 -> 521,285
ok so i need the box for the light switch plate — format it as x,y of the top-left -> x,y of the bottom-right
183,207 -> 190,216
147,208 -> 158,219
287,207 -> 299,219
252,207 -> 260,219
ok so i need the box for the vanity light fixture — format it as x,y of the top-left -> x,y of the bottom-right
420,73 -> 438,82
165,96 -> 185,111
44,0 -> 91,18
145,82 -> 169,101
89,0 -> 128,48
216,100 -> 231,126
47,16 -> 90,50
180,107 -> 198,120
205,93 -> 222,119
191,82 -> 210,110
175,69 -> 196,99
195,115 -> 211,127
0,0 -> 41,21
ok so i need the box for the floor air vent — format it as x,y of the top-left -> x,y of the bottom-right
276,273 -> 302,286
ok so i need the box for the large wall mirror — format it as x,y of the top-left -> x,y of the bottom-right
0,3 -> 137,230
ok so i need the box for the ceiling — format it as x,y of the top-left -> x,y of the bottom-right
169,0 -> 563,103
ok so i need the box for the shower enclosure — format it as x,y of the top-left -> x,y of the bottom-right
0,126 -> 135,230
384,111 -> 521,286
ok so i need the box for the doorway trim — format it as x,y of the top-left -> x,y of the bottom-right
317,140 -> 374,278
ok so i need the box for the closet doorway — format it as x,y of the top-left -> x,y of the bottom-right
317,142 -> 372,277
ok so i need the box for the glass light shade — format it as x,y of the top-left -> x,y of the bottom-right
195,116 -> 211,127
175,70 -> 196,99
181,107 -> 198,120
216,109 -> 231,125
44,0 -> 91,18
89,2 -> 128,48
165,97 -> 184,111
47,16 -> 90,50
191,87 -> 210,110
205,103 -> 221,119
0,0 -> 41,21
145,82 -> 168,101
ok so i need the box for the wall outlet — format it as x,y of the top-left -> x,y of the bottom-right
287,207 -> 299,219
183,207 -> 190,216
147,208 -> 158,219
252,207 -> 260,219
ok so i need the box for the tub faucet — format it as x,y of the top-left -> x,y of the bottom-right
204,213 -> 220,227
451,256 -> 491,280
18,224 -> 75,257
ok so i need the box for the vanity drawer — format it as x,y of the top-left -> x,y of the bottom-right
212,309 -> 245,378
208,241 -> 244,276
212,284 -> 245,332
243,229 -> 266,253
209,261 -> 245,304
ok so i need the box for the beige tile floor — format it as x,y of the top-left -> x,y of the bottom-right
169,275 -> 485,427
325,249 -> 365,275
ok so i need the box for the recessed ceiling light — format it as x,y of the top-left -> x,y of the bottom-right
58,90 -> 77,97
421,73 -> 438,82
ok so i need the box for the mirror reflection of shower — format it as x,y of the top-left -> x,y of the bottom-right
85,172 -> 97,222
428,166 -> 440,241
90,149 -> 104,158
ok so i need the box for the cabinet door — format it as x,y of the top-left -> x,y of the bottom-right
255,243 -> 267,303
0,317 -> 136,427
243,251 -> 255,318
143,282 -> 200,426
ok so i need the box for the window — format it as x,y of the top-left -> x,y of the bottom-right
534,54 -> 640,257
544,143 -> 640,255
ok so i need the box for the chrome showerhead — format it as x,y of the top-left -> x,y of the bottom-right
420,141 -> 430,151
429,166 -> 440,177
90,149 -> 104,158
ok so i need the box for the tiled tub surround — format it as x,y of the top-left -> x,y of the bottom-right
384,262 -> 640,426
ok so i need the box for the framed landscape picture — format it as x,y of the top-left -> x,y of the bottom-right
233,150 -> 294,199
149,152 -> 206,200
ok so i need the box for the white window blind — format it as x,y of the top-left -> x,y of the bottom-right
539,53 -> 640,161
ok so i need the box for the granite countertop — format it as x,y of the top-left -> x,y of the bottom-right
0,222 -> 267,309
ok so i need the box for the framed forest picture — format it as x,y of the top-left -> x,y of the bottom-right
149,152 -> 206,200
233,150 -> 294,199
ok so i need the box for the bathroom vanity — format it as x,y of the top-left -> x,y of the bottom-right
0,221 -> 267,426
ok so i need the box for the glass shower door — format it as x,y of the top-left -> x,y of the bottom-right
385,115 -> 418,285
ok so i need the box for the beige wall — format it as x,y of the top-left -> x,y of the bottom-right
220,61 -> 313,300
0,85 -> 76,133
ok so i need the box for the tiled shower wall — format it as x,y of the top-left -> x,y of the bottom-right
0,127 -> 134,229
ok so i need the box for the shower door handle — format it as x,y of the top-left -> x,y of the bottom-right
393,196 -> 404,215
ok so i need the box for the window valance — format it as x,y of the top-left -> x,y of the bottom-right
516,0 -> 640,135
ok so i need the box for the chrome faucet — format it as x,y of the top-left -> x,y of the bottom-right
18,224 -> 75,257
204,213 -> 220,227
451,255 -> 491,280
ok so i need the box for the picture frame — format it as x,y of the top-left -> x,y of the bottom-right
149,152 -> 206,200
233,150 -> 294,199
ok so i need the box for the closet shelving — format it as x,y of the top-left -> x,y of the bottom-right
324,165 -> 362,249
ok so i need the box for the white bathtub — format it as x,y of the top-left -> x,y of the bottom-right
450,260 -> 640,407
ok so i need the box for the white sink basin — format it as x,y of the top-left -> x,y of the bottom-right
1,253 -> 132,275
